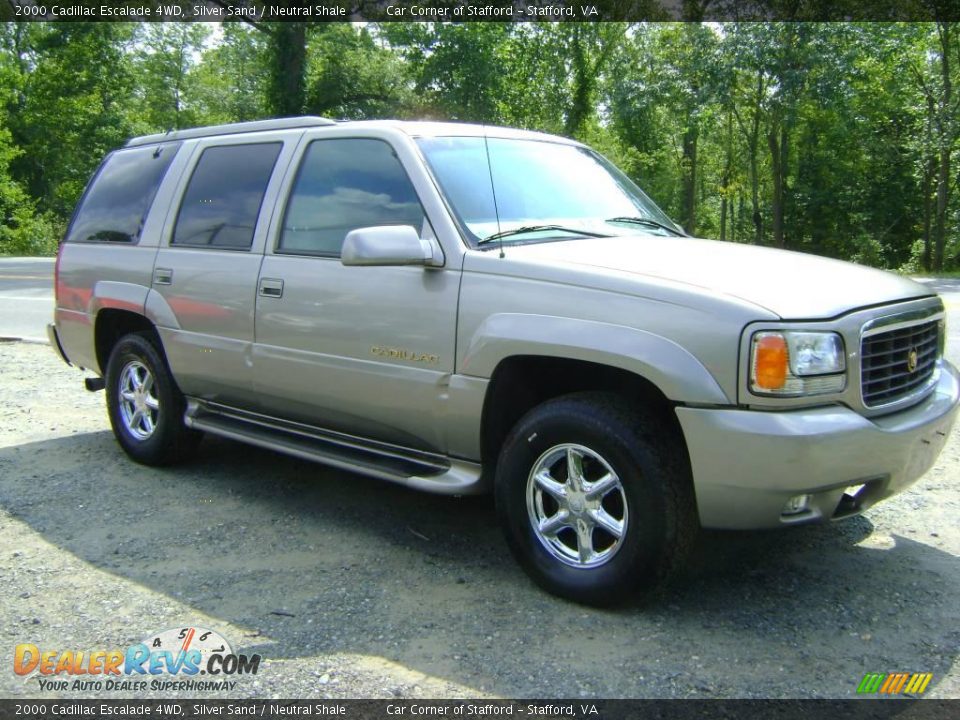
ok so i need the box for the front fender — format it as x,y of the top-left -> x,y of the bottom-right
459,313 -> 731,406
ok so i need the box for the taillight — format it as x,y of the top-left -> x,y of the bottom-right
54,241 -> 64,305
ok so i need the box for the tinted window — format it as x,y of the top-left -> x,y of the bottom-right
280,139 -> 425,256
67,143 -> 181,244
173,143 -> 281,249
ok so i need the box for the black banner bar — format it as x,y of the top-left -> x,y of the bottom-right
2,699 -> 959,720
2,0 -> 959,23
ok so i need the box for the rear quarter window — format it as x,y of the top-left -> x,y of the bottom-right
66,142 -> 181,244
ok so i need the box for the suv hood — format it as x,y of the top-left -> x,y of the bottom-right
501,235 -> 933,319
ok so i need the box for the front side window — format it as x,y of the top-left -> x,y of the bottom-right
279,138 -> 425,256
173,143 -> 281,249
67,143 -> 181,244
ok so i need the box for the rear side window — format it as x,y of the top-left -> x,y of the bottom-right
279,138 -> 425,256
173,143 -> 282,249
66,143 -> 181,244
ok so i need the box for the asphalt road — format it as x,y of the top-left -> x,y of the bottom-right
0,257 -> 55,342
915,277 -> 960,363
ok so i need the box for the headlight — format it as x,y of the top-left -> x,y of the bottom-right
750,330 -> 846,396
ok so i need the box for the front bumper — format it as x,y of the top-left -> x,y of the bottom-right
676,361 -> 960,529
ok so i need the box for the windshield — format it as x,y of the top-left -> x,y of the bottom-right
416,136 -> 683,246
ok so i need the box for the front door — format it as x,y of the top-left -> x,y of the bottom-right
252,136 -> 460,453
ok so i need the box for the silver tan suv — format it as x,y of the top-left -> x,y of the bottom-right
48,117 -> 959,605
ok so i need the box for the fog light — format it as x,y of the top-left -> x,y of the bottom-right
782,494 -> 811,516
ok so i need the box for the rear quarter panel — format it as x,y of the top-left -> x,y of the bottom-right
55,244 -> 159,372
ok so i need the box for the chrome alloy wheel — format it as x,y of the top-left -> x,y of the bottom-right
118,360 -> 160,440
526,443 -> 629,568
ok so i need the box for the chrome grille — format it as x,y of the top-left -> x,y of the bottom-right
861,318 -> 940,408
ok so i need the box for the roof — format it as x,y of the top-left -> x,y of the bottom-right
124,117 -> 577,148
345,120 -> 580,145
124,116 -> 336,148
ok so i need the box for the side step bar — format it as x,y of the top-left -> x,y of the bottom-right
184,400 -> 486,496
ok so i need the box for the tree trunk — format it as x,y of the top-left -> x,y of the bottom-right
749,131 -> 761,245
269,22 -> 307,118
767,121 -> 788,249
922,154 -> 935,271
564,25 -> 595,138
720,194 -> 728,242
720,109 -> 733,242
681,125 -> 698,235
934,146 -> 951,271
738,193 -> 746,243
749,78 -> 764,245
933,22 -> 953,271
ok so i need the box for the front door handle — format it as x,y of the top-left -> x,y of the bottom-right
154,267 -> 173,285
258,278 -> 284,298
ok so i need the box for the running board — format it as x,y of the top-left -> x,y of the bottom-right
184,400 -> 485,495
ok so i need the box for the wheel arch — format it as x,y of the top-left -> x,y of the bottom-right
465,314 -> 729,467
480,354 -> 688,472
462,314 -> 728,405
94,309 -> 160,376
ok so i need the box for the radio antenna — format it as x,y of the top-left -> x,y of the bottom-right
482,127 -> 505,258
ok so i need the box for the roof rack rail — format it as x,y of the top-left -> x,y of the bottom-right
124,116 -> 336,148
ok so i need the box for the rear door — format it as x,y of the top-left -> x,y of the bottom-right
149,133 -> 297,407
252,131 -> 461,453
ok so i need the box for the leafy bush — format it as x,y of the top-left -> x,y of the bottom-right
0,205 -> 62,256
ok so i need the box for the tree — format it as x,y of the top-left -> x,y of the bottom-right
558,23 -> 623,139
306,24 -> 412,119
608,23 -> 723,234
8,23 -> 138,217
134,22 -> 211,130
191,22 -> 270,124
210,1 -> 312,117
382,23 -> 514,123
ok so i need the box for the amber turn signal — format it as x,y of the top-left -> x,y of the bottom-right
753,333 -> 788,390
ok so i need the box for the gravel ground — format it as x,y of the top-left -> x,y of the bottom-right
1,341 -> 958,700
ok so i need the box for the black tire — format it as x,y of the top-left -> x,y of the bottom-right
104,332 -> 201,466
495,392 -> 697,606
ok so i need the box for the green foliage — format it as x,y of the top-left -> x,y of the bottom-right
133,23 -> 211,130
0,129 -> 60,256
306,25 -> 413,119
190,23 -> 270,123
6,23 -> 139,218
382,23 -> 514,122
0,19 -> 956,269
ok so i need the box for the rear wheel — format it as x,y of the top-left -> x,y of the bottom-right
105,332 -> 200,465
495,392 -> 697,606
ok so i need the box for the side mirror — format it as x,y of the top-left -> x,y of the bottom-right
341,225 -> 443,268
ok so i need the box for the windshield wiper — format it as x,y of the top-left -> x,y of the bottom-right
479,224 -> 609,245
606,216 -> 687,237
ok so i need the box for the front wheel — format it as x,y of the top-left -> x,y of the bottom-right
495,393 -> 697,606
105,332 -> 200,466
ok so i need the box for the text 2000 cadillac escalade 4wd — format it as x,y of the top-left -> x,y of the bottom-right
49,117 -> 959,605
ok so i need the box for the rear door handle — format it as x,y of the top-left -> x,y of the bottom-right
258,278 -> 284,298
154,267 -> 173,285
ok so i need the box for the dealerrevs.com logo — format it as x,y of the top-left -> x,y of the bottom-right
14,627 -> 261,692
